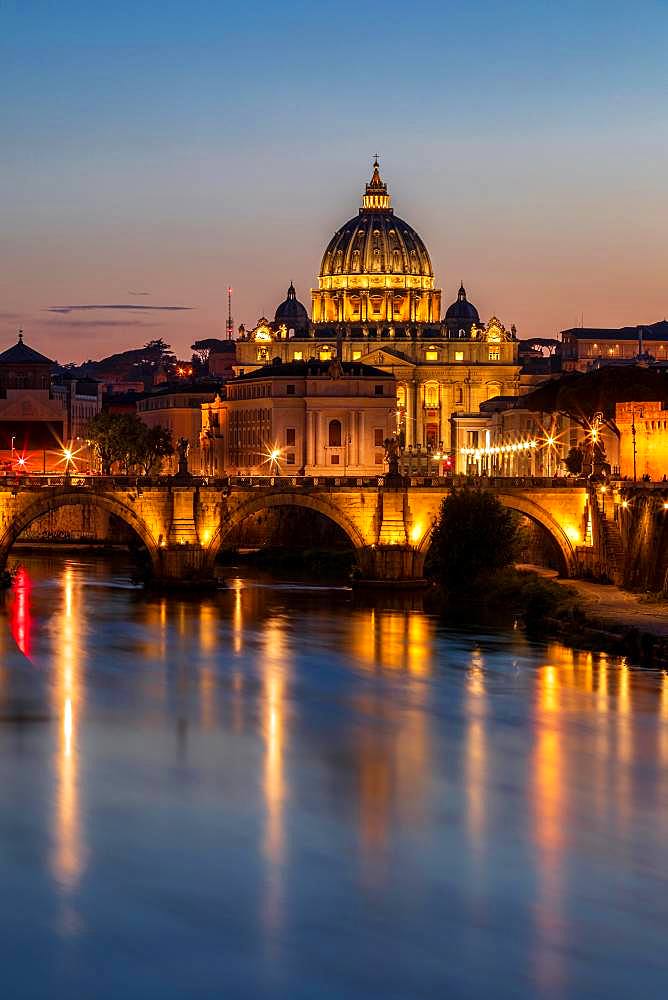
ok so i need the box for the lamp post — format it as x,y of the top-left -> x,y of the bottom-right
630,407 -> 644,484
11,435 -> 15,466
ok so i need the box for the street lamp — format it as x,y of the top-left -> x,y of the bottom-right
63,447 -> 73,476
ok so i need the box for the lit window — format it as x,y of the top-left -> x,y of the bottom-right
293,351 -> 303,361
352,351 -> 362,361
425,346 -> 438,361
319,346 -> 334,361
455,351 -> 464,361
396,385 -> 407,408
488,348 -> 500,361
425,383 -> 439,408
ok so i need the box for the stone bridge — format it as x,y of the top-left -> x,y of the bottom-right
0,474 -> 598,587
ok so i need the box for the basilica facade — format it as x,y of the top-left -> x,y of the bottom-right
235,161 -> 521,451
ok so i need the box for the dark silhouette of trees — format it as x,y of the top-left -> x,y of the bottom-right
426,488 -> 518,589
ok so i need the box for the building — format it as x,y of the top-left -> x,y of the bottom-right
52,375 -> 103,438
0,334 -> 68,472
561,320 -> 668,371
234,161 -> 522,452
201,358 -> 396,476
616,401 -> 668,481
137,381 -> 219,474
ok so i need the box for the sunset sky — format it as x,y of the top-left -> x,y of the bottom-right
2,0 -> 667,363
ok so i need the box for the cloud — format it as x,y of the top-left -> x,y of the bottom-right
128,290 -> 151,296
46,304 -> 193,314
0,311 -> 21,320
39,318 -> 160,329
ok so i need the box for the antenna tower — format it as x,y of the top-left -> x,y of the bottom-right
226,286 -> 234,340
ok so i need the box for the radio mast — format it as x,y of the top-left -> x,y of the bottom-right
226,286 -> 234,340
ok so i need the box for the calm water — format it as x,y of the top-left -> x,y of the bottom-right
1,555 -> 667,999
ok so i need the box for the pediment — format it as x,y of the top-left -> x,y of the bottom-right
360,348 -> 415,369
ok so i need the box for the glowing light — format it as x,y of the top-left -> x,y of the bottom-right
600,485 -> 607,494
565,526 -> 581,544
201,529 -> 211,545
16,456 -> 26,467
410,524 -> 423,545
663,502 -> 668,511
621,500 -> 629,509
63,449 -> 73,462
460,437 -> 538,458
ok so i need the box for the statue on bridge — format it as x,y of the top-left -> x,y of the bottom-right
175,437 -> 190,479
383,436 -> 403,485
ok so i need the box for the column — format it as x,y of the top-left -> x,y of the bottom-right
359,412 -> 366,468
317,412 -> 324,470
306,411 -> 314,469
354,411 -> 361,466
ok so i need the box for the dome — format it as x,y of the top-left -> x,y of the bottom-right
274,282 -> 309,334
318,160 -> 434,283
445,283 -> 480,328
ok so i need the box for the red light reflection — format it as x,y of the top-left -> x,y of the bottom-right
10,566 -> 32,659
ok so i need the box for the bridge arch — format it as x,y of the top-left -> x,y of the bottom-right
414,490 -> 578,577
0,490 -> 161,572
206,490 -> 368,567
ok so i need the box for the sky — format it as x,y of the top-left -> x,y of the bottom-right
1,0 -> 667,363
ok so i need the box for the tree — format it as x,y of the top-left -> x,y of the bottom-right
426,488 -> 518,589
131,424 -> 173,475
86,411 -> 129,474
86,412 -> 173,475
564,446 -> 584,475
191,338 -> 227,365
523,365 -> 668,437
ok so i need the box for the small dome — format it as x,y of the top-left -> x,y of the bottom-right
445,283 -> 480,324
274,282 -> 309,334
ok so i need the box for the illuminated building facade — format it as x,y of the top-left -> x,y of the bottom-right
561,321 -> 668,371
616,401 -> 668,481
235,161 -> 521,452
201,359 -> 396,476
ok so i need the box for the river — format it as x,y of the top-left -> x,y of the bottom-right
1,554 -> 667,998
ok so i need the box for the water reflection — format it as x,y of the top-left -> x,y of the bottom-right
51,564 -> 86,901
1,556 -> 668,999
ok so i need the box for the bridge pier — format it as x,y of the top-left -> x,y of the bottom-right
355,544 -> 427,587
153,544 -> 218,591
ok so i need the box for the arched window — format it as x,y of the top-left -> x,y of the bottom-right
328,419 -> 342,447
396,385 -> 407,409
424,383 -> 439,408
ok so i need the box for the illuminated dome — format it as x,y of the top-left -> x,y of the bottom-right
318,161 -> 433,282
274,282 -> 309,335
312,161 -> 441,327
